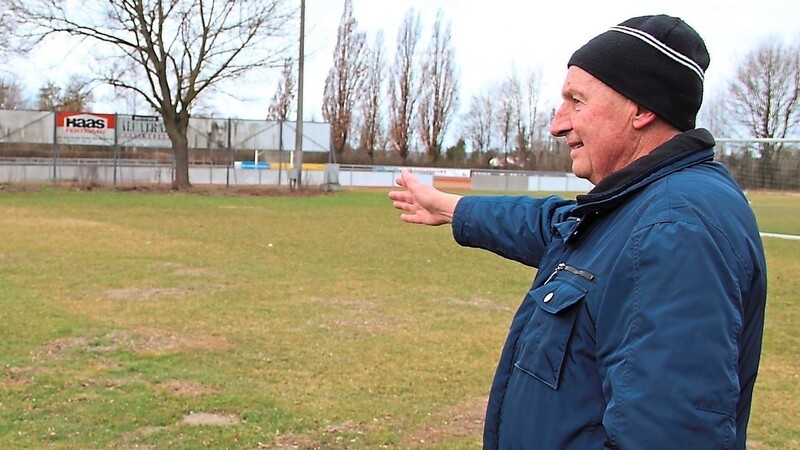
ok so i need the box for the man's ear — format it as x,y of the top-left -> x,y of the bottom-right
632,105 -> 657,130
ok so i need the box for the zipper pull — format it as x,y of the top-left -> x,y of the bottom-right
544,263 -> 566,284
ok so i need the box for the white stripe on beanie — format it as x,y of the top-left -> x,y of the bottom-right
610,25 -> 705,80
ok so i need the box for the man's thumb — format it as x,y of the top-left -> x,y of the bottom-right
400,169 -> 417,189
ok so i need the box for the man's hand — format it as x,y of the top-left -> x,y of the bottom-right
388,169 -> 462,226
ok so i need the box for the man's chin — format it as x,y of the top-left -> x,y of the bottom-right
571,163 -> 590,182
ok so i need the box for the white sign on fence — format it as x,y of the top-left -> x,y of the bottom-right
117,115 -> 172,147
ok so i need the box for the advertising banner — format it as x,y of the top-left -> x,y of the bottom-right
55,112 -> 116,146
117,114 -> 172,147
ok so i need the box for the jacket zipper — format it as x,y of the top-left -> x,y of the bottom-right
543,263 -> 596,284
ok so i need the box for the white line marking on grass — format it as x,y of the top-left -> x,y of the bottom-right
760,232 -> 800,241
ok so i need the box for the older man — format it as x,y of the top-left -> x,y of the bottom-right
389,14 -> 767,450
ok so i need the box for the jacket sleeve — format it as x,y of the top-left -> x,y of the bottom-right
598,220 -> 744,449
451,195 -> 575,268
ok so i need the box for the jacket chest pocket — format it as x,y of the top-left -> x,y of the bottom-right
513,280 -> 587,390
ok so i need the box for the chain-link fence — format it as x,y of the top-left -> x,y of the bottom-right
715,139 -> 800,191
0,109 -> 331,166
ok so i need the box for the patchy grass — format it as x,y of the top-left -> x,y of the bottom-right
0,187 -> 797,448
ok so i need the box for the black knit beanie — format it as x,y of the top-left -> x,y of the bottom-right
568,15 -> 710,131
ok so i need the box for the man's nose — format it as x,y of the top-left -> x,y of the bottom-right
550,103 -> 570,137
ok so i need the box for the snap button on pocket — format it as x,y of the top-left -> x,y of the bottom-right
514,280 -> 587,389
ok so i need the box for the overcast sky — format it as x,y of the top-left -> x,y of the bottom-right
287,0 -> 799,122
14,0 -> 799,126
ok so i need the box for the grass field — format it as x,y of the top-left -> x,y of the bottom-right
0,186 -> 798,449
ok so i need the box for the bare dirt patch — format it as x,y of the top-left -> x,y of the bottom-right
34,330 -> 234,361
312,298 -> 394,334
403,395 -> 487,447
114,183 -> 331,198
2,366 -> 36,390
437,297 -> 511,312
103,287 -> 188,301
257,397 -> 486,449
158,380 -> 216,397
314,298 -> 380,312
32,336 -> 93,361
181,412 -> 240,426
114,424 -> 164,449
0,183 -> 46,193
326,318 -> 389,334
257,435 -> 331,449
0,182 -> 333,197
149,262 -> 210,277
256,420 -> 365,449
120,330 -> 234,355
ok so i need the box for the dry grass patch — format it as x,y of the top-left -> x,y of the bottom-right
2,367 -> 35,391
158,380 -> 217,397
148,262 -> 210,277
256,420 -> 366,450
258,435 -> 331,449
33,330 -> 234,360
310,298 -> 397,334
31,336 -> 94,361
403,395 -> 487,447
121,330 -> 234,355
436,296 -> 511,312
313,298 -> 380,312
103,287 -> 189,301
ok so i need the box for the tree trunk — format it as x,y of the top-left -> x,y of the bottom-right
172,132 -> 191,190
165,112 -> 192,190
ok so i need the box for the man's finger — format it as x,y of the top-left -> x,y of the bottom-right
392,200 -> 416,212
400,213 -> 426,224
399,169 -> 418,189
388,190 -> 412,203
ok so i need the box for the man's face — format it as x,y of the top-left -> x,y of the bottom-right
550,66 -> 639,185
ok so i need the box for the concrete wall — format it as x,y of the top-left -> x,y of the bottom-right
0,161 -> 591,192
471,172 -> 593,192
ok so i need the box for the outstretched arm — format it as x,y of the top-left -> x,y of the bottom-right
388,170 -> 462,226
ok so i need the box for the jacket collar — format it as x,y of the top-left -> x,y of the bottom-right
572,128 -> 716,217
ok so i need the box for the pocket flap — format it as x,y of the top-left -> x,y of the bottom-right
533,280 -> 587,314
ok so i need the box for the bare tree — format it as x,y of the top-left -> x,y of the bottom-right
357,31 -> 386,164
61,76 -> 94,111
387,9 -> 422,164
475,68 -> 549,169
728,38 -> 800,188
496,77 -> 519,166
268,58 -> 296,121
699,87 -> 734,138
322,0 -> 367,161
0,75 -> 26,110
36,81 -> 61,111
1,0 -> 294,189
522,69 -> 546,148
515,68 -> 548,168
417,10 -> 459,163
461,88 -> 496,161
508,74 -> 527,160
36,79 -> 92,111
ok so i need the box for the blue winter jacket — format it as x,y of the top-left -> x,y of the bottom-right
452,130 -> 767,449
